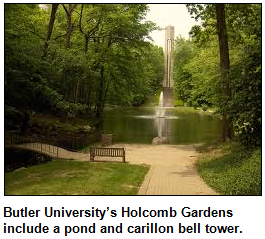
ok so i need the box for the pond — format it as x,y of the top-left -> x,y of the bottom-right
103,107 -> 222,144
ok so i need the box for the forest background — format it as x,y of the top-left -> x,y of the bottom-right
4,4 -> 261,146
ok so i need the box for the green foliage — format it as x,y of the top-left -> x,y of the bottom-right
104,43 -> 163,106
177,4 -> 261,146
173,37 -> 194,102
197,142 -> 261,195
5,5 -> 89,118
201,104 -> 208,111
4,106 -> 23,130
5,4 -> 162,130
174,36 -> 220,108
226,5 -> 261,146
174,99 -> 184,107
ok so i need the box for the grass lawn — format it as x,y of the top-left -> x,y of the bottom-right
5,160 -> 149,195
196,142 -> 261,195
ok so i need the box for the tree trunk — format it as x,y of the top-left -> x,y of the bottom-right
95,66 -> 105,129
84,35 -> 89,53
63,4 -> 77,48
43,4 -> 59,57
79,4 -> 102,54
87,86 -> 92,112
215,3 -> 233,141
66,13 -> 72,48
75,77 -> 80,103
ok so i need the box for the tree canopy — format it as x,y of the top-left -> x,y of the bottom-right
5,4 -> 163,130
174,4 -> 261,145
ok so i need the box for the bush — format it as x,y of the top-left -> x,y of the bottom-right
186,99 -> 193,107
192,101 -> 199,109
4,106 -> 22,130
174,99 -> 184,107
202,104 -> 208,111
132,94 -> 146,106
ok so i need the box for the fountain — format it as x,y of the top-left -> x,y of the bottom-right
153,91 -> 168,144
156,92 -> 165,118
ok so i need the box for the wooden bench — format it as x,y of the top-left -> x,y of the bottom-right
90,147 -> 125,162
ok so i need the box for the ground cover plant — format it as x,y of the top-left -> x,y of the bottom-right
196,142 -> 261,195
5,160 -> 149,195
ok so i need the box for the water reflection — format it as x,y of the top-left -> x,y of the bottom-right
103,107 -> 222,144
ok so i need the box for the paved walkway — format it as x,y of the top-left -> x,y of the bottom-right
111,144 -> 218,195
9,143 -> 217,195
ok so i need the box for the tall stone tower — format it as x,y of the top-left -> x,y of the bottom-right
163,25 -> 174,107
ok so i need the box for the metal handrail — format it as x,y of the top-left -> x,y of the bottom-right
9,132 -> 59,158
6,131 -> 102,156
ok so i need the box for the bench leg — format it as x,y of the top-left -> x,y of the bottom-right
90,155 -> 94,162
123,149 -> 126,162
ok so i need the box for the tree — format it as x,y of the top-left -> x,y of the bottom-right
43,4 -> 59,57
186,3 -> 261,145
77,4 -> 156,124
215,4 -> 233,140
78,4 -> 102,53
173,37 -> 194,103
226,4 -> 261,145
62,4 -> 78,48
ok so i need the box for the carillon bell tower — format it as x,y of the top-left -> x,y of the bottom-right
163,25 -> 174,107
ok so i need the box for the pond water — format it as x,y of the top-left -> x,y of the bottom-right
103,107 -> 222,144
